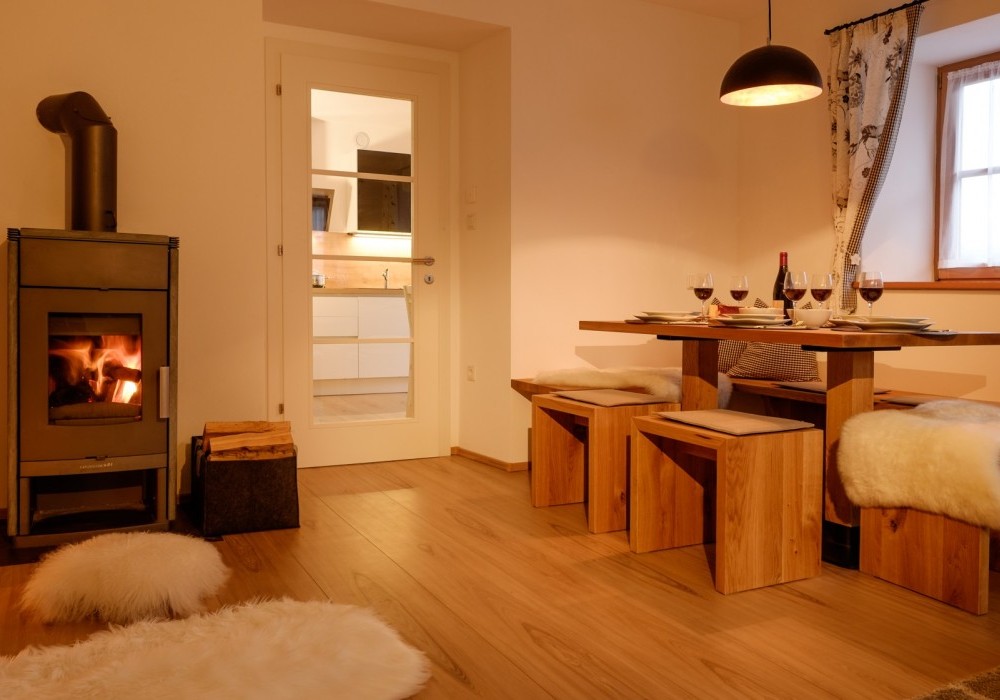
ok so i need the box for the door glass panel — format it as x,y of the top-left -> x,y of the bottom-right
310,89 -> 413,424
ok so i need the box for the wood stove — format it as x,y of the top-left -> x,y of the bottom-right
6,228 -> 178,547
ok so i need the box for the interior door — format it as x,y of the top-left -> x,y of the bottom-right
276,51 -> 450,468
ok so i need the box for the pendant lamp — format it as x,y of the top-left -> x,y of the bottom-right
719,0 -> 823,107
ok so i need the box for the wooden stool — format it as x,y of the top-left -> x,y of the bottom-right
630,414 -> 823,594
531,393 -> 679,533
861,508 -> 990,614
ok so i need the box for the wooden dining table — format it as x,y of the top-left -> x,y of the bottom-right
579,319 -> 1000,566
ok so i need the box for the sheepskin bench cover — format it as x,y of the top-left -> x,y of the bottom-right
533,366 -> 733,408
19,531 -> 229,624
838,400 -> 1000,529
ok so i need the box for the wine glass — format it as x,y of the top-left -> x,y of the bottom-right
729,275 -> 749,305
858,271 -> 884,317
783,271 -> 808,316
810,272 -> 833,309
687,272 -> 714,319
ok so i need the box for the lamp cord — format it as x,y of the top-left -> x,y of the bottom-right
767,0 -> 772,45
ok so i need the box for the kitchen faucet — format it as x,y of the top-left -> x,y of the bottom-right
382,268 -> 389,289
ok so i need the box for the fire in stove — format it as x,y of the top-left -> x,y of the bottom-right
48,333 -> 143,421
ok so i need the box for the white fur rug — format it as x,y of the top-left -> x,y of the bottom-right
534,366 -> 732,407
0,599 -> 430,700
19,532 -> 229,624
838,400 -> 1000,529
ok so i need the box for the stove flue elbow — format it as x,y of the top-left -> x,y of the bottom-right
36,91 -> 117,232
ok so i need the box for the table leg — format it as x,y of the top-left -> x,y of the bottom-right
822,350 -> 874,567
681,340 -> 718,410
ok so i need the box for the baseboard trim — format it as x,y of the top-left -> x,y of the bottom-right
450,447 -> 528,472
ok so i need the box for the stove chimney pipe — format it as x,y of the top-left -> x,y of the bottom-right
37,92 -> 117,232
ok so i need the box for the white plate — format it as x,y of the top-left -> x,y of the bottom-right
713,315 -> 790,327
640,311 -> 699,318
838,315 -> 930,324
730,312 -> 786,321
831,317 -> 933,331
735,307 -> 783,316
637,312 -> 700,322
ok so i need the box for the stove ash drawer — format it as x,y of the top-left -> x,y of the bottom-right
20,453 -> 168,478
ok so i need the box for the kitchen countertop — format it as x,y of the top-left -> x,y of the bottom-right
312,287 -> 405,297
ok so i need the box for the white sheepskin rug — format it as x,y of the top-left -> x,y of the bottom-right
19,531 -> 229,624
534,366 -> 733,407
0,598 -> 430,700
838,400 -> 1000,529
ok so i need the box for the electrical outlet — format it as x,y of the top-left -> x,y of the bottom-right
466,365 -> 476,382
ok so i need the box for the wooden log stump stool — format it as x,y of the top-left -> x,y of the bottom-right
630,410 -> 823,594
531,390 -> 679,533
839,400 -> 1000,614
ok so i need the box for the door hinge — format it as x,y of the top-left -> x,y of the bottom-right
278,403 -> 284,414
277,244 -> 284,256
276,83 -> 282,96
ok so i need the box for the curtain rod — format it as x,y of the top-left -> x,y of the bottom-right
824,0 -> 929,35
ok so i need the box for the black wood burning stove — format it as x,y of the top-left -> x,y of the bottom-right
6,228 -> 178,547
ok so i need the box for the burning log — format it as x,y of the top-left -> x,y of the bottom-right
105,366 -> 142,383
202,421 -> 294,461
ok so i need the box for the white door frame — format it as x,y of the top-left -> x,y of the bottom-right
264,37 -> 454,466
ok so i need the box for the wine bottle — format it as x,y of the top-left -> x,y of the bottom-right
772,251 -> 792,316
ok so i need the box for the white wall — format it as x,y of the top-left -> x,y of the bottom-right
4,0 -> 994,495
0,0 -> 267,501
734,0 -> 1000,401
394,0 -> 745,463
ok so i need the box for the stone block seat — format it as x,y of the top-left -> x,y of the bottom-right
838,400 -> 1000,614
630,410 -> 823,594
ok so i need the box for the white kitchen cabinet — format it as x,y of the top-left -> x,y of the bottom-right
313,343 -> 359,380
359,343 -> 410,378
358,297 -> 409,338
312,293 -> 411,384
313,296 -> 358,337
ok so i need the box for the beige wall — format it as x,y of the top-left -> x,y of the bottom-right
0,0 -> 267,502
731,0 -> 1000,401
1,0 -> 997,511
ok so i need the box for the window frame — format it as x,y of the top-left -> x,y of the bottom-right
935,49 -> 1000,281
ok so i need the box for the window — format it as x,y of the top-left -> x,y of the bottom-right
936,51 -> 1000,280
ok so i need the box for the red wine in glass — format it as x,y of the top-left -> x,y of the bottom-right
782,270 -> 809,317
858,271 -> 884,316
811,288 -> 832,303
687,272 -> 714,318
729,275 -> 749,304
858,287 -> 883,303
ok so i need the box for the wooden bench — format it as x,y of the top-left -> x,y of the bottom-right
861,507 -> 990,614
630,414 -> 824,594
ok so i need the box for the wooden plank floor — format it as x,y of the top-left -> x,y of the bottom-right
2,455 -> 999,697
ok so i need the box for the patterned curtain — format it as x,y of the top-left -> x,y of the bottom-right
828,3 -> 925,313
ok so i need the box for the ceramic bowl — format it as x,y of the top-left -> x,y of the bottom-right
793,308 -> 832,329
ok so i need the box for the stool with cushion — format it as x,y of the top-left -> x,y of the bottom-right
630,410 -> 823,594
838,400 -> 1000,614
531,390 -> 679,533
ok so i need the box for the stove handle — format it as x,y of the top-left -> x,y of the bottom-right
158,367 -> 170,419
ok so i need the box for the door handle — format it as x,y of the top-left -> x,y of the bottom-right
410,256 -> 435,266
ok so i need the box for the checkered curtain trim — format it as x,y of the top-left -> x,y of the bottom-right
828,4 -> 925,313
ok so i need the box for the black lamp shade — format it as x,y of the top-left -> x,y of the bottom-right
720,44 -> 823,107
